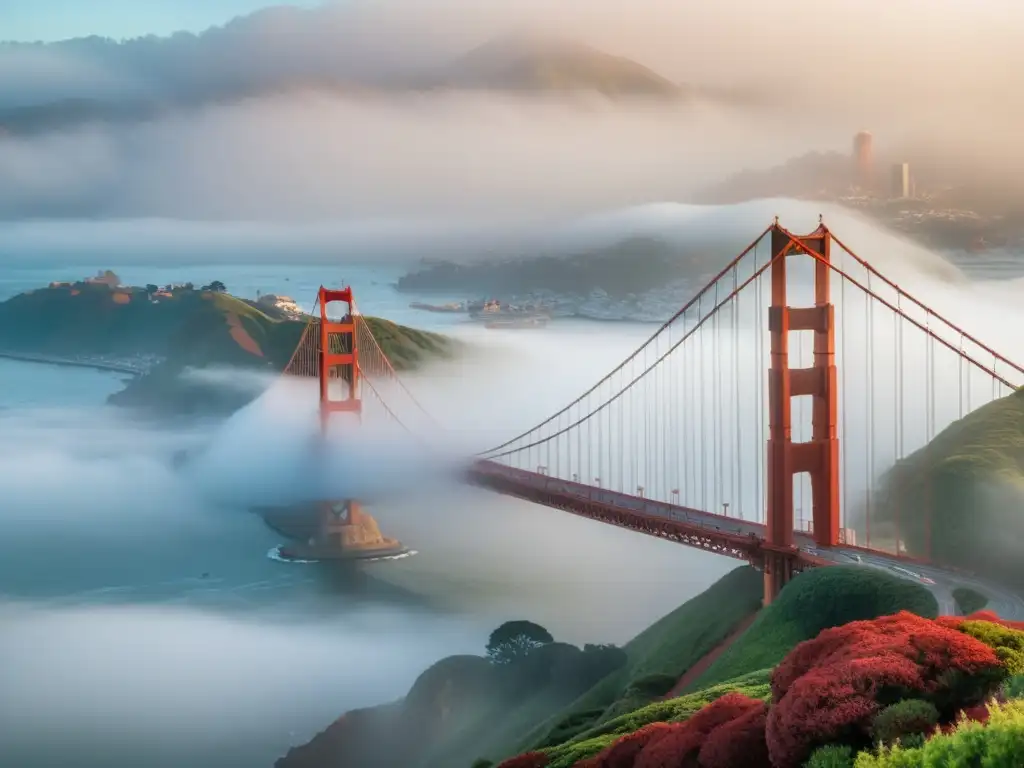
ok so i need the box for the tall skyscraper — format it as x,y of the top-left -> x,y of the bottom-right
853,131 -> 873,187
890,162 -> 911,198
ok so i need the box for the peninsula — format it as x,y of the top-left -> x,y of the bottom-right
0,276 -> 454,414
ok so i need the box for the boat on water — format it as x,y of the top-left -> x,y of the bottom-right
409,301 -> 466,313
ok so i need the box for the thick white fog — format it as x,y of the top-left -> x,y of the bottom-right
0,316 -> 745,768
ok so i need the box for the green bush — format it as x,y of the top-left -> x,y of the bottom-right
952,586 -> 990,615
804,744 -> 855,767
539,670 -> 772,767
1005,675 -> 1024,699
625,673 -> 679,699
691,566 -> 939,690
470,760 -> 494,768
959,620 -> 1024,675
531,709 -> 605,750
870,700 -> 940,745
853,699 -> 1024,767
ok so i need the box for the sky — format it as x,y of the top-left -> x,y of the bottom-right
1,0 -> 322,42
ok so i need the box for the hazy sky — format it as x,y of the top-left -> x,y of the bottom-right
1,0 -> 321,42
3,0 -> 1024,223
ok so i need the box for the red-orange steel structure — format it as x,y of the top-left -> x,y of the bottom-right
275,218 -> 1024,604
317,285 -> 365,543
764,222 -> 840,603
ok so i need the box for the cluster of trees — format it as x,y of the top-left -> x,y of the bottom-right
495,610 -> 1024,768
484,620 -> 628,702
142,280 -> 225,294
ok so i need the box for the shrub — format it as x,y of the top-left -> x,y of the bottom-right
870,699 -> 939,745
578,722 -> 675,768
952,586 -> 989,615
766,611 -> 1006,768
495,751 -> 549,768
633,692 -> 764,768
804,744 -> 855,768
537,671 -> 772,768
696,699 -> 770,768
958,619 -> 1024,675
472,760 -> 495,768
1004,674 -> 1024,699
626,674 -> 679,700
853,698 -> 1024,767
693,566 -> 939,690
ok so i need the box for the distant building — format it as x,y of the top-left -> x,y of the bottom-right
853,131 -> 873,187
258,294 -> 301,316
84,270 -> 121,287
890,162 -> 912,199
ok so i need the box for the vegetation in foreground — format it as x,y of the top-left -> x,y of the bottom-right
276,565 -> 981,768
0,280 -> 453,414
493,607 -> 1024,768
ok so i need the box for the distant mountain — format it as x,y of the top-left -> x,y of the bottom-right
0,30 -> 688,137
437,33 -> 686,98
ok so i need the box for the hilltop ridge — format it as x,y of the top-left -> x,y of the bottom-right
0,280 -> 453,414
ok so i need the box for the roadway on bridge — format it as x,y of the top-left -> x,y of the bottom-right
482,463 -> 1024,621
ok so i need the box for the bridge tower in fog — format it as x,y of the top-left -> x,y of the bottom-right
763,221 -> 840,603
283,286 -> 403,560
316,287 -> 367,546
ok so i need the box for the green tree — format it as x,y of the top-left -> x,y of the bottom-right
145,284 -> 158,295
486,620 -> 553,665
205,280 -> 227,293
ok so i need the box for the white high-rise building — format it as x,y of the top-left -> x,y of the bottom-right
891,163 -> 912,199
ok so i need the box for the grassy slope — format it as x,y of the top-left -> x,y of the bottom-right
0,285 -> 452,411
688,566 -> 939,691
875,388 -> 1024,584
487,567 -> 941,768
397,566 -> 763,767
514,566 -> 764,757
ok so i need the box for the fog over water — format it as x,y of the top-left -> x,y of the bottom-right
4,3 -> 1024,761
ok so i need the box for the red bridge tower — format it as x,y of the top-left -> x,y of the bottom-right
764,222 -> 840,604
277,286 -> 406,561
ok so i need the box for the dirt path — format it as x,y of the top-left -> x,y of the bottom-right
662,611 -> 759,699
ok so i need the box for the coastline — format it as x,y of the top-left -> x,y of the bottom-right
0,350 -> 148,376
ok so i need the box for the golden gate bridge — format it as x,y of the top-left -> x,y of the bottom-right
273,219 -> 1024,605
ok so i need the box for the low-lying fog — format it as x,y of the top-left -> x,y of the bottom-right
3,199 -> 1024,768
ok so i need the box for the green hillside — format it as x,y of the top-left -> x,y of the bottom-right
687,566 -> 939,692
874,388 -> 1024,587
275,565 -> 957,768
0,282 -> 453,414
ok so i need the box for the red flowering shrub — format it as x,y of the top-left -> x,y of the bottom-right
496,751 -> 549,768
633,693 -> 763,768
766,611 -> 1006,768
696,699 -> 771,768
579,722 -> 675,768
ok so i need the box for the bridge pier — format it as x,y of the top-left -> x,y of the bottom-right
762,552 -> 795,606
764,222 -> 841,604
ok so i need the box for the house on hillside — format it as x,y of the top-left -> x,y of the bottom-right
257,294 -> 301,317
84,270 -> 121,287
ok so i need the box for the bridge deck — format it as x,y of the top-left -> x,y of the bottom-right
467,459 -> 826,567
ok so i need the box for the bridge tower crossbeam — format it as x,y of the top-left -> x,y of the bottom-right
764,222 -> 840,604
